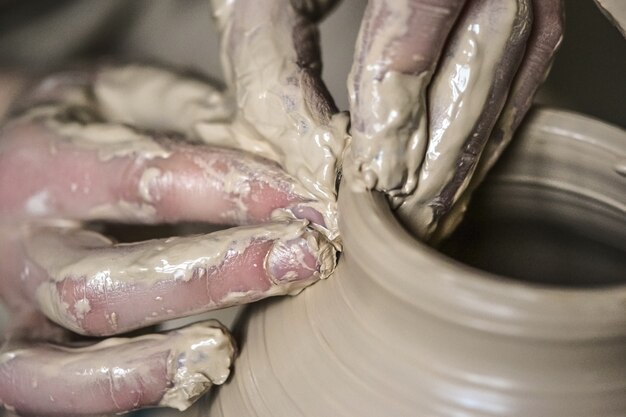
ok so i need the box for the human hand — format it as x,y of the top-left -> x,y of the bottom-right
347,0 -> 565,242
0,34 -> 339,417
0,0 -> 567,414
0,0 -> 348,413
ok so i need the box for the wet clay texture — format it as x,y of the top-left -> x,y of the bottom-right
0,320 -> 235,414
210,0 -> 349,238
201,109 -> 626,417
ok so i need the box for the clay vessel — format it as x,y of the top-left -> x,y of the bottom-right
202,108 -> 626,416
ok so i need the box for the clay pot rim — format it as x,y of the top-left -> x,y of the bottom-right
339,108 -> 626,340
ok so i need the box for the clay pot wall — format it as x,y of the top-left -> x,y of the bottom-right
203,108 -> 626,417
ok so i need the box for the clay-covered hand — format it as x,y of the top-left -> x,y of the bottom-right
348,0 -> 565,242
0,0 -> 344,409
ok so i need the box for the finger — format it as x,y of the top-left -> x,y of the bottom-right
211,0 -> 348,233
94,65 -> 234,138
465,0 -> 565,178
0,111 -> 326,227
433,0 -> 564,241
0,321 -> 235,415
347,0 -> 467,194
12,65 -> 233,138
18,220 -> 334,336
396,0 -> 532,240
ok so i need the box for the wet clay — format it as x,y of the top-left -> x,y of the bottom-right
205,109 -> 626,417
347,0 -> 465,195
93,60 -> 343,235
397,0 -> 531,239
3,105 -> 327,228
433,0 -> 564,242
24,220 -> 334,335
210,0 -> 349,237
95,65 -> 234,138
158,322 -> 235,410
11,102 -> 172,163
0,320 -> 236,413
346,0 -> 533,241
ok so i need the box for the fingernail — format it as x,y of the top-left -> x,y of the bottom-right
265,231 -> 336,287
290,205 -> 326,227
266,237 -> 318,284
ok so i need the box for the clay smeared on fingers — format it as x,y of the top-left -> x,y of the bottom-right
433,0 -> 564,241
0,321 -> 235,415
19,220 -> 334,336
397,0 -> 532,240
211,0 -> 349,238
94,64 -> 235,138
10,65 -> 233,136
0,55 -> 340,416
0,108 -> 327,227
347,0 -> 467,195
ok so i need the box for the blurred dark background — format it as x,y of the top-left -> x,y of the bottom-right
0,0 -> 624,126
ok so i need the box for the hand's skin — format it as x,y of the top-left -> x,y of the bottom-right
432,0 -> 565,241
0,66 -> 334,414
349,0 -> 565,242
348,0 -> 467,194
0,321 -> 235,415
212,0 -> 348,236
397,0 -> 533,238
0,0 -> 341,411
0,0 -> 566,415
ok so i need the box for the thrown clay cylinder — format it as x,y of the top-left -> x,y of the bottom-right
204,108 -> 626,416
